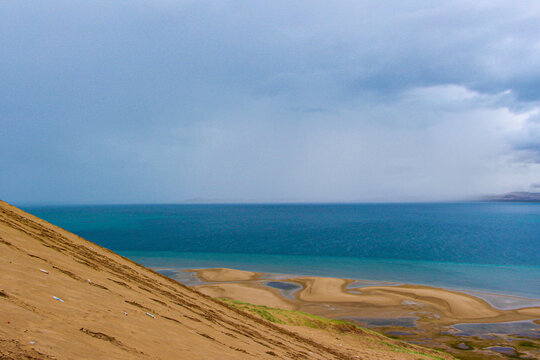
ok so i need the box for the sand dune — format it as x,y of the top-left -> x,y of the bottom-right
0,200 -> 456,359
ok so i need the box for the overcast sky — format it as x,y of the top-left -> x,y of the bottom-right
1,0 -> 540,204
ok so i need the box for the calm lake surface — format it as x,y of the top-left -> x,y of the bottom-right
25,203 -> 540,298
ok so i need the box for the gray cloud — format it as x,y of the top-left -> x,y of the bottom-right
511,112 -> 540,163
1,0 -> 539,204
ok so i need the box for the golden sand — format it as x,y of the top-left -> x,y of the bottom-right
193,270 -> 540,324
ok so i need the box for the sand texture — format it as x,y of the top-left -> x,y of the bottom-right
192,268 -> 260,282
190,271 -> 540,359
0,200 -> 456,360
194,274 -> 540,324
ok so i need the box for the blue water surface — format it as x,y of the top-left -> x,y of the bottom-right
24,203 -> 540,297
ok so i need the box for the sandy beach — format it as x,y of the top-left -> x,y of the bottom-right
186,268 -> 540,359
191,268 -> 539,322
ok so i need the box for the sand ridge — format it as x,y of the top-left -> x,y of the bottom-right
191,268 -> 261,282
193,272 -> 540,324
192,271 -> 540,359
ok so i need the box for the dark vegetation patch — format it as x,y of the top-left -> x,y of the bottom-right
518,340 -> 537,348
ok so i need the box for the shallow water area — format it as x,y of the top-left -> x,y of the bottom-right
458,291 -> 540,310
146,267 -> 540,360
456,343 -> 471,350
486,346 -> 518,356
155,268 -> 177,278
175,271 -> 205,286
156,268 -> 204,286
452,320 -> 540,339
346,316 -> 419,328
264,281 -> 302,299
346,279 -> 402,289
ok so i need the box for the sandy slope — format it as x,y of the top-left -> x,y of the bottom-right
0,200 -> 457,360
0,201 -> 352,359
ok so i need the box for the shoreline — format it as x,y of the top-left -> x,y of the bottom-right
122,250 -> 540,299
183,268 -> 540,324
156,267 -> 540,358
150,267 -> 540,324
153,266 -> 540,311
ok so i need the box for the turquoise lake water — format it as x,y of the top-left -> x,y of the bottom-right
24,203 -> 540,298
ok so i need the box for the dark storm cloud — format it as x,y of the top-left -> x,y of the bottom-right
1,0 -> 539,204
512,113 -> 540,163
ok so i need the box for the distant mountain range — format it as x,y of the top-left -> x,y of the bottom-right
483,192 -> 540,202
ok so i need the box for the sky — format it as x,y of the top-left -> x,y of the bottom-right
1,0 -> 540,204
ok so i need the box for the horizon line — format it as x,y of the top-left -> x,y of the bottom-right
12,199 -> 532,207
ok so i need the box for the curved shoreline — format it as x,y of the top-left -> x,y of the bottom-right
181,268 -> 540,326
123,250 -> 540,299
185,267 -> 540,359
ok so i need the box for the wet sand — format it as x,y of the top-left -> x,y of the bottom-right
186,268 -> 540,360
191,268 -> 539,324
